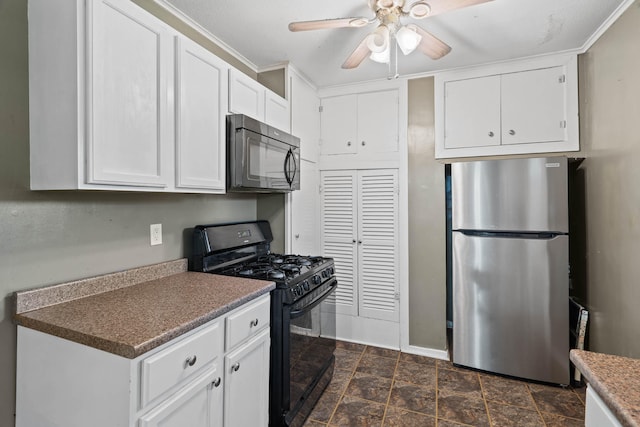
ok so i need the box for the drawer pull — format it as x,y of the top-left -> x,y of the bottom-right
250,318 -> 259,328
184,355 -> 197,368
212,377 -> 221,388
232,363 -> 240,372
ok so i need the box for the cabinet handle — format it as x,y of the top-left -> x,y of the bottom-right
488,131 -> 495,137
361,141 -> 366,146
232,363 -> 240,372
509,129 -> 516,136
212,377 -> 221,388
250,318 -> 259,327
347,141 -> 351,146
184,355 -> 197,368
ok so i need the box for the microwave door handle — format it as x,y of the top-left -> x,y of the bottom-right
284,149 -> 292,185
289,151 -> 297,187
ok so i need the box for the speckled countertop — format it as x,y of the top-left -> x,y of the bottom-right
571,349 -> 640,427
13,259 -> 275,359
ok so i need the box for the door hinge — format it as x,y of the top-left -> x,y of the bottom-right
558,74 -> 566,83
319,105 -> 324,113
394,292 -> 400,300
318,185 -> 323,194
560,120 -> 567,129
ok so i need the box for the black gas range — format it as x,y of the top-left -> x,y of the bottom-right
191,220 -> 337,427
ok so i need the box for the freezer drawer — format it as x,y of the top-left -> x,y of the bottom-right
451,157 -> 568,233
452,232 -> 569,384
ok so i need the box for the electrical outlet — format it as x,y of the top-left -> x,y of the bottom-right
150,224 -> 162,246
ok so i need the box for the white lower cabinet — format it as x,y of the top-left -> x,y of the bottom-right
223,329 -> 270,427
585,386 -> 622,427
15,294 -> 270,427
138,368 -> 223,427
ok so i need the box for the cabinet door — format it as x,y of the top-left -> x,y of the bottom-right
320,95 -> 357,155
88,0 -> 172,187
228,68 -> 265,121
265,89 -> 291,132
290,159 -> 319,255
320,170 -> 358,316
444,75 -> 501,149
139,368 -> 223,427
290,73 -> 320,161
175,36 -> 227,191
224,329 -> 270,427
357,170 -> 399,322
501,66 -> 567,145
357,91 -> 399,154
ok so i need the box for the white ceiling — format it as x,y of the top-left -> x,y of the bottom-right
160,0 -> 629,88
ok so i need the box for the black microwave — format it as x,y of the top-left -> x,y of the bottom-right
226,114 -> 300,193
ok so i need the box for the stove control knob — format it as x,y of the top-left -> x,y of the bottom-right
302,281 -> 310,291
296,285 -> 304,296
329,267 -> 335,275
312,275 -> 321,285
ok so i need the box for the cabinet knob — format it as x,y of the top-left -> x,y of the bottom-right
295,234 -> 300,239
347,141 -> 352,146
488,131 -> 495,137
358,240 -> 362,244
232,363 -> 240,372
352,239 -> 356,243
509,129 -> 516,136
361,141 -> 366,146
212,377 -> 221,388
184,355 -> 197,368
250,318 -> 259,328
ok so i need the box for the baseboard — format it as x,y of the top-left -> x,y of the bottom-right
402,344 -> 449,361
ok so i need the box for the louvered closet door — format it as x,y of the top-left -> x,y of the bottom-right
321,171 -> 358,316
358,169 -> 399,322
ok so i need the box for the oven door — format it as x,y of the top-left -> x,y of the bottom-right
230,128 -> 300,192
286,279 -> 337,426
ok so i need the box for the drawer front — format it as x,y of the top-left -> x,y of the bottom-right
141,320 -> 223,407
226,295 -> 270,351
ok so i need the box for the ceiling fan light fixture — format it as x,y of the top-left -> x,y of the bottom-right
369,47 -> 391,63
366,25 -> 390,53
408,1 -> 431,19
396,25 -> 422,55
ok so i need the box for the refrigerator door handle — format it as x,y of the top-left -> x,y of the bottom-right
455,230 -> 566,239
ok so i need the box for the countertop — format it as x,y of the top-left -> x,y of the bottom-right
571,349 -> 640,427
13,259 -> 275,359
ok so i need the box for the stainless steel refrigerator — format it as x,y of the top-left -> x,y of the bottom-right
451,156 -> 569,385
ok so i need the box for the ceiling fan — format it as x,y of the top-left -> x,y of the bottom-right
289,0 -> 493,75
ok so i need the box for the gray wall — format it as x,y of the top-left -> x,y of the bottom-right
407,77 -> 447,350
578,0 -> 640,358
0,1 -> 259,425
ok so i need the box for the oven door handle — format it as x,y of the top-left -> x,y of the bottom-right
290,279 -> 337,319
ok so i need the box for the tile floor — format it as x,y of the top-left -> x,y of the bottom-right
304,341 -> 585,426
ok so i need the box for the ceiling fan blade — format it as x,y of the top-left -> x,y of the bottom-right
423,0 -> 493,18
342,36 -> 371,69
289,17 -> 369,32
409,25 -> 452,59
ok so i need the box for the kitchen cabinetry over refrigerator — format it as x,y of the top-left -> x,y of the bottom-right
320,169 -> 400,346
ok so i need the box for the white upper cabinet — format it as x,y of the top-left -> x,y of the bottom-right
175,36 -> 228,191
290,71 -> 320,162
28,0 -> 228,193
88,0 -> 173,187
228,68 -> 265,121
435,54 -> 579,159
228,68 -> 291,132
320,90 -> 399,157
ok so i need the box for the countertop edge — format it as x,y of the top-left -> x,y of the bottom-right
14,282 -> 275,359
570,349 -> 640,427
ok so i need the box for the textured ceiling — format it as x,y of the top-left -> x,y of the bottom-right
160,0 -> 630,88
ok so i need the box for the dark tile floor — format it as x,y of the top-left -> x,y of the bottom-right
304,341 -> 585,426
